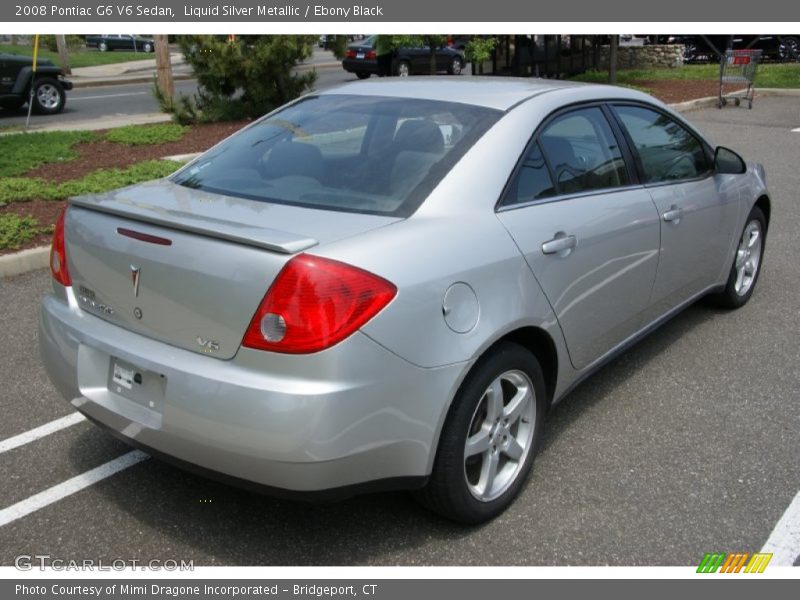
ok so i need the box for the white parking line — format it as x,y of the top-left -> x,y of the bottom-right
0,412 -> 86,455
761,490 -> 800,565
792,127 -> 800,133
0,450 -> 149,528
70,92 -> 148,101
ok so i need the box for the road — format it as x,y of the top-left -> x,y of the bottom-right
0,66 -> 358,127
0,97 -> 798,567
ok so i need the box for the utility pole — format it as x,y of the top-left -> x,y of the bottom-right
55,35 -> 71,75
608,35 -> 619,85
154,34 -> 174,106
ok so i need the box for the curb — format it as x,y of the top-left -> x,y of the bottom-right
0,247 -> 50,279
670,95 -> 721,113
2,113 -> 172,135
0,87 -> 795,278
71,73 -> 194,89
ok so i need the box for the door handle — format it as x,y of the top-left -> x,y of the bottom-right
662,206 -> 683,223
542,234 -> 577,255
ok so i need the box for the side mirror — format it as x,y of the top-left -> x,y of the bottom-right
714,146 -> 747,175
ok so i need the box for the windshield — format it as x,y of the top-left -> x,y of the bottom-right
171,94 -> 500,217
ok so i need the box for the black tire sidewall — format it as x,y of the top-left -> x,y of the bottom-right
423,342 -> 546,524
718,206 -> 767,308
31,79 -> 65,115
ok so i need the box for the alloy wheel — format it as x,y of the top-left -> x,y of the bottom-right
463,370 -> 536,502
36,84 -> 61,110
734,219 -> 762,296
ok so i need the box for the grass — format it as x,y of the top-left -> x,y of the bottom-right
571,63 -> 800,88
0,43 -> 156,69
0,214 -> 51,250
105,123 -> 188,145
0,130 -> 97,178
0,160 -> 179,205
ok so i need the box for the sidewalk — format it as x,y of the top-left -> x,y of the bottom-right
68,47 -> 341,88
69,52 -> 194,88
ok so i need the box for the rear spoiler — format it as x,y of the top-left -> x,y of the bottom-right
69,195 -> 318,255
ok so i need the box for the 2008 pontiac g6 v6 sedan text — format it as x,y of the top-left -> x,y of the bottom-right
39,78 -> 770,523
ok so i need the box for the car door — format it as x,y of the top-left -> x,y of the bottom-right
0,55 -> 13,95
496,105 -> 661,371
611,104 -> 740,317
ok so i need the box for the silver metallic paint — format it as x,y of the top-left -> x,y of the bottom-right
39,79 -> 769,493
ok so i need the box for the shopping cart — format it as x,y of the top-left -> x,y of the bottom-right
718,49 -> 762,109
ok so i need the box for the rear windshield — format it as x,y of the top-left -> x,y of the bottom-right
171,94 -> 500,217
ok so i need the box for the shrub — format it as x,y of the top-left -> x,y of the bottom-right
170,35 -> 318,123
106,123 -> 188,146
0,214 -> 48,250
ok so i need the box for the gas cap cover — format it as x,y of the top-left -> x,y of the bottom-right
442,282 -> 479,333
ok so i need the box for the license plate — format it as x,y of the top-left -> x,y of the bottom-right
356,52 -> 365,59
112,362 -> 134,390
108,357 -> 166,416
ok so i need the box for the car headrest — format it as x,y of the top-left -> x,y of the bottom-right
393,120 -> 445,155
261,141 -> 325,181
539,136 -> 578,172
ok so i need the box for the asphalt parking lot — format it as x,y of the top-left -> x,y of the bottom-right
0,96 -> 798,566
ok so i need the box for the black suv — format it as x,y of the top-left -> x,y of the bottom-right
0,52 -> 73,115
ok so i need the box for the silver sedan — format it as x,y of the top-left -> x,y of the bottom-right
39,78 -> 769,523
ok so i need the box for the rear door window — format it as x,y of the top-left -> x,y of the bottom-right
538,107 -> 630,195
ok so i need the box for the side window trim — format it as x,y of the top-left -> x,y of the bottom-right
607,101 -> 714,187
497,101 -> 641,211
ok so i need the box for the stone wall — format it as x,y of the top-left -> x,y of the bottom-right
597,44 -> 684,70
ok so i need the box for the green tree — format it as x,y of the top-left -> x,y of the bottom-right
465,37 -> 497,75
391,35 -> 449,75
173,35 -> 317,122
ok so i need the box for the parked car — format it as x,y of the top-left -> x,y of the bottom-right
342,35 -> 465,78
85,34 -> 155,53
40,79 -> 769,523
0,52 -> 73,114
667,34 -> 800,62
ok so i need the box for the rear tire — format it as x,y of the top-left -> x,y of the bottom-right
356,72 -> 371,79
99,42 -> 108,52
708,206 -> 766,309
31,78 -> 66,115
416,342 -> 546,524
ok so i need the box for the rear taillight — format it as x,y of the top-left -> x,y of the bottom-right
345,49 -> 357,58
365,50 -> 376,59
242,254 -> 396,354
50,207 -> 71,287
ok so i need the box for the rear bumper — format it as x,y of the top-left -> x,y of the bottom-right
39,289 -> 466,494
60,79 -> 73,91
342,58 -> 378,74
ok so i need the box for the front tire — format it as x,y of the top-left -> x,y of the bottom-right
99,42 -> 108,52
397,60 -> 411,77
778,36 -> 800,62
448,57 -> 463,75
417,342 -> 546,524
0,98 -> 25,111
143,43 -> 153,53
31,78 -> 66,115
709,206 -> 766,309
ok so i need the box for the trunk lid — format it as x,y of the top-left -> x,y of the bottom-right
65,180 -> 400,359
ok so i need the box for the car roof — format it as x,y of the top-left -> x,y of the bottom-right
318,77 -> 657,112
